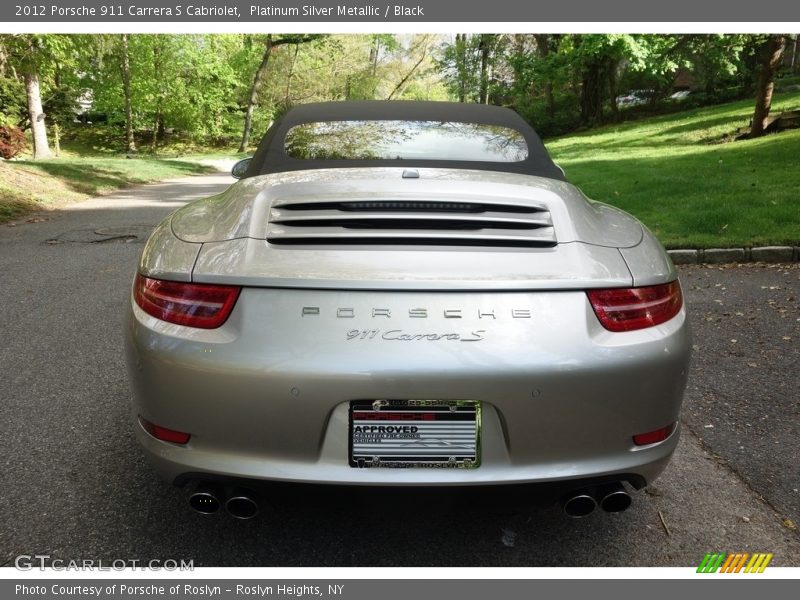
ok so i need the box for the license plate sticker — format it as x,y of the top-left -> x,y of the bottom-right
349,400 -> 481,469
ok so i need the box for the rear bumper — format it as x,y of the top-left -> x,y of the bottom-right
126,288 -> 690,487
133,406 -> 680,488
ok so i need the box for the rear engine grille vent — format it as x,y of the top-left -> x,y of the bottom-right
267,198 -> 556,247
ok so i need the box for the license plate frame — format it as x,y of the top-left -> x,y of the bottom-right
348,399 -> 481,469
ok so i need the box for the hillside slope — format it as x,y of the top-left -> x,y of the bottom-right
0,158 -> 214,222
547,91 -> 800,248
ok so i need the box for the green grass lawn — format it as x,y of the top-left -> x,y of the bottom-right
0,157 -> 215,222
547,90 -> 800,248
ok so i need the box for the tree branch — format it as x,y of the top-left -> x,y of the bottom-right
387,38 -> 430,100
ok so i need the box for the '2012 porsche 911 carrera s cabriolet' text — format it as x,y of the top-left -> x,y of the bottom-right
125,101 -> 691,519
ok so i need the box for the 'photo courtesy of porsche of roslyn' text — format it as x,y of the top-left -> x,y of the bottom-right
1,22 -> 799,576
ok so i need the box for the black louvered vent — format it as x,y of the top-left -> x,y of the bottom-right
267,197 -> 556,247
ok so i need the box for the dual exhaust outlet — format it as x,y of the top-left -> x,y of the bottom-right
187,482 -> 260,519
562,482 -> 632,518
188,480 -> 630,519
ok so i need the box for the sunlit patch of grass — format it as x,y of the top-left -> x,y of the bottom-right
547,91 -> 800,248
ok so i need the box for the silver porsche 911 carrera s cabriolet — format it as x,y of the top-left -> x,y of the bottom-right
126,101 -> 690,519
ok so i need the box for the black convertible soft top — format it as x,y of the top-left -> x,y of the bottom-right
244,100 -> 565,180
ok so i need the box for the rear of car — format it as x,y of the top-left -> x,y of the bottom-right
126,101 -> 690,518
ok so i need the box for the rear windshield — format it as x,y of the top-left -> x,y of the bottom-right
283,120 -> 529,163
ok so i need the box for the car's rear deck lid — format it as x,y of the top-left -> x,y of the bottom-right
170,168 -> 643,250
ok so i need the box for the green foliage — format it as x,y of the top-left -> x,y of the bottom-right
505,35 -> 576,135
1,33 -> 452,153
436,34 -> 504,103
480,33 -> 793,136
0,76 -> 26,126
0,33 -> 794,151
0,34 -> 81,132
43,84 -> 80,126
437,34 -> 481,101
0,34 -> 77,78
86,34 -> 247,146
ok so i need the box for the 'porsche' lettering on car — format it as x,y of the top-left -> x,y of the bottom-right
301,307 -> 531,319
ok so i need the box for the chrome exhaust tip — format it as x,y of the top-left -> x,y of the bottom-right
225,489 -> 260,520
188,483 -> 223,515
562,492 -> 597,518
598,483 -> 632,513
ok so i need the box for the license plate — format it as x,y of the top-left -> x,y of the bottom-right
349,400 -> 481,468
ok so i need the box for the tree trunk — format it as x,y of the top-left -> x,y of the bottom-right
52,123 -> 61,156
120,34 -> 136,153
543,84 -> 555,117
369,37 -> 379,77
151,110 -> 161,153
478,35 -> 491,104
24,70 -> 53,160
750,35 -> 787,138
369,37 -> 380,96
607,57 -> 619,120
239,35 -> 273,153
455,34 -> 467,103
284,44 -> 300,105
151,41 -> 163,153
533,35 -> 556,117
387,37 -> 430,100
580,61 -> 604,126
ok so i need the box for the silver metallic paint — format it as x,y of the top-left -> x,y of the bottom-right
171,169 -> 644,248
126,287 -> 690,485
127,165 -> 690,488
191,238 -> 636,290
619,224 -> 679,287
138,220 -> 201,282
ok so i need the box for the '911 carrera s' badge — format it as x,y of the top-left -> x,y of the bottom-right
346,329 -> 485,342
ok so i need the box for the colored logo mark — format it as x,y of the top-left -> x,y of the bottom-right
697,552 -> 773,573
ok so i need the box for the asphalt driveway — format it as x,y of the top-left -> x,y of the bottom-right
1,172 -> 798,567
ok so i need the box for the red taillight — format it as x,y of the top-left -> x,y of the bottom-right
139,417 -> 191,444
633,423 -> 676,446
133,273 -> 240,329
587,281 -> 683,332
